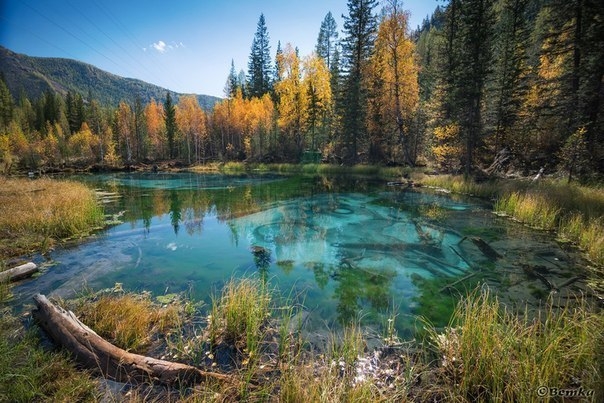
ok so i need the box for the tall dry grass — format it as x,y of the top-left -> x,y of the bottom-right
76,292 -> 182,353
0,177 -> 104,256
427,288 -> 604,402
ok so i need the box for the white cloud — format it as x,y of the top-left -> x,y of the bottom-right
152,40 -> 167,53
149,40 -> 185,53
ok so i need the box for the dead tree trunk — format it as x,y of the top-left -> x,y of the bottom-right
0,262 -> 38,283
32,294 -> 231,386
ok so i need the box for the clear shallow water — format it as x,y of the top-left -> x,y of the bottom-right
13,172 -> 593,338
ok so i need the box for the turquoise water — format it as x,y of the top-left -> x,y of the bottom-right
13,172 -> 592,337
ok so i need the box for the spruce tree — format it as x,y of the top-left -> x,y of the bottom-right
0,74 -> 13,132
316,12 -> 339,70
456,0 -> 495,175
224,59 -> 239,98
485,0 -> 531,151
164,92 -> 177,159
247,14 -> 272,98
340,0 -> 379,164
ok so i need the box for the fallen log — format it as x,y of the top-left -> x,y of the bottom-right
459,236 -> 502,261
521,265 -> 558,292
32,294 -> 232,386
0,262 -> 38,283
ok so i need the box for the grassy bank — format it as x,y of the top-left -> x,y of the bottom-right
0,177 -> 104,258
2,279 -> 601,402
428,288 -> 604,402
421,174 -> 604,266
188,161 -> 409,178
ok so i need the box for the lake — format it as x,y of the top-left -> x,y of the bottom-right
13,172 -> 593,338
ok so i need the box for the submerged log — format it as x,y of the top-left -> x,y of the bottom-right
459,236 -> 502,261
439,272 -> 479,293
32,294 -> 231,386
521,265 -> 558,292
0,262 -> 38,283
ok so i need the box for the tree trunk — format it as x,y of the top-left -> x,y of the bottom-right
32,294 -> 232,386
0,262 -> 38,282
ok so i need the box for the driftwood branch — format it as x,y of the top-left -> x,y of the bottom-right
32,294 -> 232,386
0,262 -> 38,283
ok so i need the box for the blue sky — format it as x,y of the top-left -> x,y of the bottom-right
0,0 -> 440,98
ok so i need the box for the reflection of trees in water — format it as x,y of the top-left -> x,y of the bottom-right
99,174 -> 367,235
183,208 -> 204,236
332,263 -> 397,325
251,246 -> 271,283
169,190 -> 182,235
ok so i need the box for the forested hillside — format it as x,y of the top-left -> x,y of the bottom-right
0,46 -> 220,109
1,0 -> 602,180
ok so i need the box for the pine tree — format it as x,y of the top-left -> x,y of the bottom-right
224,60 -> 239,98
316,12 -> 339,70
340,0 -> 379,164
164,92 -> 177,159
0,74 -> 13,132
484,0 -> 531,152
247,14 -> 272,98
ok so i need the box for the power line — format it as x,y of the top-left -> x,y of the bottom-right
16,0 -> 133,78
90,0 -> 190,93
64,0 -> 167,89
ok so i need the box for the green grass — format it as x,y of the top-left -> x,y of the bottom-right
426,288 -> 604,402
494,191 -> 561,230
0,309 -> 98,402
208,277 -> 271,357
204,161 -> 409,178
2,278 -> 601,402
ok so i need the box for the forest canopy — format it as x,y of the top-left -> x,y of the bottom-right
1,0 -> 602,181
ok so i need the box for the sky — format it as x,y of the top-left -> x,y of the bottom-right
0,0 -> 440,98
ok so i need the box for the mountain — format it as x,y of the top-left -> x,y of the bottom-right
0,46 -> 221,110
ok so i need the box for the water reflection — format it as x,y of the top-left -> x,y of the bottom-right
169,189 -> 182,235
10,172 -> 594,336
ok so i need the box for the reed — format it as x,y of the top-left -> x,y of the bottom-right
208,277 -> 271,357
0,177 -> 104,257
559,214 -> 604,266
427,288 -> 604,402
494,191 -> 561,230
420,174 -> 505,198
329,322 -> 365,370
